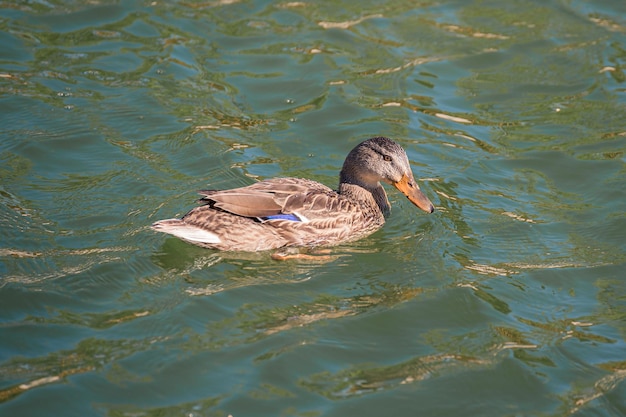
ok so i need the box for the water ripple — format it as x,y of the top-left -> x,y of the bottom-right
1,0 -> 625,416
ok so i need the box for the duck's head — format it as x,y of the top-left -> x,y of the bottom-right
339,136 -> 435,213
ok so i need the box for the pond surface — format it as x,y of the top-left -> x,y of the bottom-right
1,0 -> 625,416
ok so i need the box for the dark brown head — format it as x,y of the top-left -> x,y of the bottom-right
340,137 -> 434,213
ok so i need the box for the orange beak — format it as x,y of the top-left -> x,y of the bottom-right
393,173 -> 435,213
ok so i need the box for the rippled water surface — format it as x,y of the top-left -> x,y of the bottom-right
1,0 -> 625,416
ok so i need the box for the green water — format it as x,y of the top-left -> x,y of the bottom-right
1,0 -> 625,416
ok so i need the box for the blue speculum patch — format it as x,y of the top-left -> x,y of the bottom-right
261,213 -> 301,222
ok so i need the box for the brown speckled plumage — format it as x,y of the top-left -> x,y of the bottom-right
152,137 -> 434,252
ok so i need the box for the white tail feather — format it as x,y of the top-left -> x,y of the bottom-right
151,219 -> 221,244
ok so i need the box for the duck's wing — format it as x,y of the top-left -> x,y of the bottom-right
197,178 -> 334,219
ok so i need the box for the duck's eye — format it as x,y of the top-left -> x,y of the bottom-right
383,155 -> 392,161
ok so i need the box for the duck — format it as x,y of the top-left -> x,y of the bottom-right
151,136 -> 434,252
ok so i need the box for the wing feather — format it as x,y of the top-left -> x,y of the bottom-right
211,192 -> 283,217
197,178 -> 335,219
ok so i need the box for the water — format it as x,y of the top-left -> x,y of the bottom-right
1,0 -> 625,415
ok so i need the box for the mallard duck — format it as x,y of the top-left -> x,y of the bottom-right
152,136 -> 434,252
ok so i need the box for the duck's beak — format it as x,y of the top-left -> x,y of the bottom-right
393,173 -> 435,213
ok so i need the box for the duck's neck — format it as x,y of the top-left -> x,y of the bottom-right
339,172 -> 391,215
